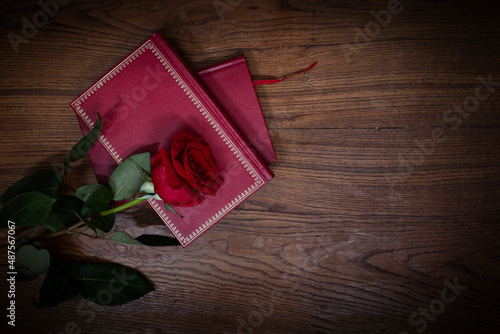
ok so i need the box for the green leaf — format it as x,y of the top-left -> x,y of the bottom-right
42,211 -> 66,232
0,170 -> 63,205
63,114 -> 102,176
164,203 -> 182,218
86,213 -> 115,233
109,231 -> 144,245
81,204 -> 94,218
74,262 -> 154,305
0,192 -> 55,228
135,234 -> 181,246
109,232 -> 180,246
15,245 -> 50,282
48,260 -> 154,306
108,152 -> 151,201
75,184 -> 113,212
53,195 -> 84,227
37,261 -> 80,307
43,195 -> 84,232
37,260 -> 154,307
96,228 -> 105,238
130,158 -> 152,181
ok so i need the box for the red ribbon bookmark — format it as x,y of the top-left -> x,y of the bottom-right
253,62 -> 318,86
253,62 -> 318,87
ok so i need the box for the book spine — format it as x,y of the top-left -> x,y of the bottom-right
150,32 -> 274,183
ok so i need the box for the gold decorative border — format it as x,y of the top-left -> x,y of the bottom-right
71,39 -> 264,246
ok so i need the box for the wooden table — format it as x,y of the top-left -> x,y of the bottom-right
1,1 -> 499,333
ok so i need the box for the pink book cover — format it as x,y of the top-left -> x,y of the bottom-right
71,32 -> 274,247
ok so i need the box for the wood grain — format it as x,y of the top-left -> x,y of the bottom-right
1,0 -> 499,333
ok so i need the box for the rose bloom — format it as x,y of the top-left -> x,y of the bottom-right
151,146 -> 204,207
171,130 -> 222,196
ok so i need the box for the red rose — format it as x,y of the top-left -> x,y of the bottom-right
151,146 -> 204,207
171,130 -> 223,196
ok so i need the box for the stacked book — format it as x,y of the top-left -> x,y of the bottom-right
70,32 -> 275,247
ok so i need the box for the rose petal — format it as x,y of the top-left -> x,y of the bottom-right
151,147 -> 204,207
170,130 -> 222,197
196,175 -> 223,196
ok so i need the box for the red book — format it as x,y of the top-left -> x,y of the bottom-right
197,56 -> 277,165
71,32 -> 274,247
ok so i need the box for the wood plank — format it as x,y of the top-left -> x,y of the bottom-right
0,0 -> 499,333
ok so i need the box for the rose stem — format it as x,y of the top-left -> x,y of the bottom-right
100,198 -> 147,216
0,198 -> 148,250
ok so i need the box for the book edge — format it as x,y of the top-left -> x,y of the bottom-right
196,55 -> 245,76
